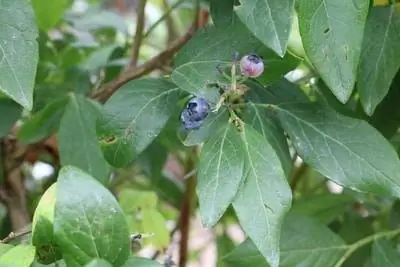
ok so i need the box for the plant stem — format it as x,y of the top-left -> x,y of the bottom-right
334,228 -> 400,267
178,170 -> 196,267
143,0 -> 185,40
0,226 -> 31,243
130,0 -> 147,68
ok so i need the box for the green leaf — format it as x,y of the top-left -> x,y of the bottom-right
210,0 -> 236,27
371,239 -> 400,266
68,10 -> 128,33
118,189 -> 158,213
31,0 -> 69,31
172,24 -> 299,101
81,45 -> 121,72
0,244 -> 12,257
138,142 -> 183,208
246,78 -> 309,105
54,166 -> 130,266
197,123 -> 245,226
183,108 -> 229,147
97,78 -> 183,167
339,213 -> 373,267
232,125 -> 291,267
224,213 -> 346,267
235,0 -> 295,56
296,0 -> 369,103
59,94 -> 110,183
276,102 -> 400,197
0,98 -> 21,138
85,259 -> 113,267
32,183 -> 61,264
122,257 -> 163,267
18,96 -> 69,144
0,245 -> 35,267
0,0 -> 38,110
291,193 -> 354,224
243,103 -> 292,177
357,5 -> 400,115
369,70 -> 400,139
141,209 -> 170,249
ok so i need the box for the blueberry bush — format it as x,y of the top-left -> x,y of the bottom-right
1,0 -> 400,266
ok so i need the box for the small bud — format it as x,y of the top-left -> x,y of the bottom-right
239,53 -> 264,78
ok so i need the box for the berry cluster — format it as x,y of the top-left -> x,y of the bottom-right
180,53 -> 264,130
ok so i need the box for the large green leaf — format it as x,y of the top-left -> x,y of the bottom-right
0,0 -> 38,110
141,209 -> 170,249
246,78 -> 309,105
291,193 -> 354,224
172,23 -> 299,102
371,239 -> 400,267
81,44 -> 121,72
243,103 -> 292,177
18,96 -> 69,144
54,166 -> 130,267
59,94 -> 110,183
31,0 -> 69,31
97,78 -> 183,167
357,5 -> 400,115
276,103 -> 400,197
0,98 -> 22,138
183,108 -> 229,147
235,0 -> 295,56
0,244 -> 12,257
85,259 -> 113,267
224,213 -> 346,267
197,123 -> 244,227
210,0 -> 236,27
138,141 -> 183,208
339,214 -> 373,267
296,0 -> 369,103
32,183 -> 61,264
122,257 -> 163,267
232,125 -> 291,267
0,245 -> 36,267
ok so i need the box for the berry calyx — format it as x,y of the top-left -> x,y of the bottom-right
239,53 -> 264,78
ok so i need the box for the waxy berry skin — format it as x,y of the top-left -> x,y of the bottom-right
239,53 -> 264,78
180,97 -> 211,130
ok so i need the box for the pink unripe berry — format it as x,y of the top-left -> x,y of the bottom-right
239,53 -> 264,78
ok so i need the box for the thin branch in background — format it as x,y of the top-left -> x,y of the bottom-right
143,0 -> 185,40
130,0 -> 148,68
194,0 -> 201,30
91,22 -> 197,103
178,173 -> 196,267
0,226 -> 31,243
163,0 -> 178,45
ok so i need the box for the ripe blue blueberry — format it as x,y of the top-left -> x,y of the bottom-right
240,53 -> 264,78
180,97 -> 210,130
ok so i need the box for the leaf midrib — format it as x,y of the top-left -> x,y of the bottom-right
279,107 -> 400,191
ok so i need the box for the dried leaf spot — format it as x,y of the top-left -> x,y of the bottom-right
101,135 -> 117,144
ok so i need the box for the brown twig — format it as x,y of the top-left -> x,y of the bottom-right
130,0 -> 147,68
162,0 -> 178,45
91,23 -> 196,103
0,140 -> 30,230
0,226 -> 31,243
178,172 -> 196,267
